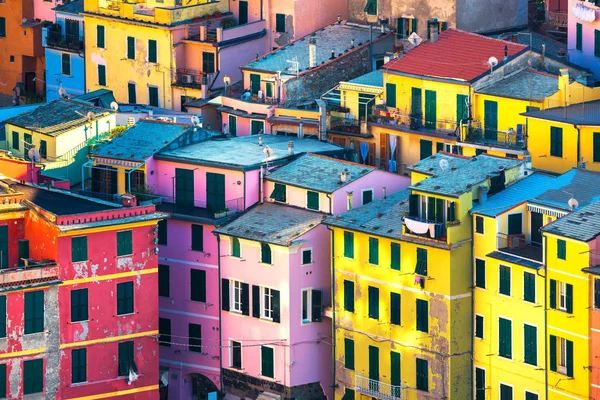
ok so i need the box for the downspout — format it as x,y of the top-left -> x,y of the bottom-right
243,171 -> 247,210
214,232 -> 224,394
326,225 -> 336,400
259,166 -> 264,203
575,124 -> 581,165
326,193 -> 332,214
542,232 -> 549,400
470,219 -> 475,399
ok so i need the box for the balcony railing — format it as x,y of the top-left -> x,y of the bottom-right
355,375 -> 401,400
548,11 -> 568,28
157,196 -> 244,219
174,69 -> 206,88
369,111 -> 459,137
46,32 -> 84,51
329,115 -> 362,135
0,260 -> 59,287
99,0 -> 122,11
497,233 -> 543,262
462,127 -> 527,150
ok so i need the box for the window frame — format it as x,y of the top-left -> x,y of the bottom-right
116,230 -> 133,257
231,237 -> 241,258
231,280 -> 243,313
230,340 -> 242,369
475,314 -> 484,339
70,288 -> 89,323
301,288 -> 312,324
261,286 -> 274,321
116,281 -> 134,316
126,36 -> 135,60
148,39 -> 157,63
361,188 -> 374,205
61,53 -> 71,76
499,265 -> 511,297
301,248 -> 312,265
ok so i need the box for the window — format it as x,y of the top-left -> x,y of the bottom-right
9,55 -> 13,63
191,224 -> 203,252
261,346 -> 274,378
368,286 -> 379,319
96,25 -> 105,48
595,30 -> 600,58
301,289 -> 321,322
158,318 -> 171,347
116,281 -> 134,315
386,83 -> 396,107
118,341 -> 137,377
24,290 -> 44,334
190,269 -> 206,302
128,82 -> 136,104
228,115 -> 237,135
275,14 -> 286,33
343,231 -> 354,258
499,265 -> 511,296
148,39 -> 157,63
127,36 -> 135,60
368,345 -> 379,382
550,335 -> 573,376
11,131 -> 18,150
344,280 -> 354,312
72,348 -> 86,383
158,264 -> 170,297
40,140 -> 47,159
475,368 -> 485,400
0,296 -> 5,338
416,299 -> 428,332
362,189 -> 373,205
475,315 -> 483,339
594,132 -> 600,162
523,324 -> 537,366
71,236 -> 88,262
507,213 -> 522,235
523,272 -> 536,303
0,364 -> 5,398
62,53 -> 71,75
475,259 -> 486,289
270,183 -> 286,202
116,230 -> 132,256
364,0 -> 377,15
231,340 -> 242,368
23,359 -> 43,394
415,248 -> 427,276
416,358 -> 428,392
500,384 -> 513,400
390,242 -> 400,270
260,243 -> 272,264
231,238 -> 241,257
595,279 -> 600,309
262,287 -> 274,320
0,17 -> 6,38
398,17 -> 417,39
390,292 -> 400,325
558,281 -> 572,312
266,82 -> 273,98
157,220 -> 167,245
498,317 -> 512,359
251,120 -> 264,135
557,239 -> 566,260
250,73 -> 260,95
576,23 -> 583,51
525,392 -> 539,400
390,351 -> 401,386
550,127 -> 563,157
71,289 -> 88,322
344,338 -> 354,370
231,280 -> 243,313
302,289 -> 311,323
98,64 -> 106,86
202,52 -> 215,74
302,249 -> 312,265
307,191 -> 319,210
149,86 -> 159,107
368,237 -> 379,265
475,216 -> 484,234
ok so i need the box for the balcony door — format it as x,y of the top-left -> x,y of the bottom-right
531,212 -> 543,246
239,1 -> 248,25
206,172 -> 225,213
175,168 -> 195,210
484,100 -> 498,141
0,226 -> 7,269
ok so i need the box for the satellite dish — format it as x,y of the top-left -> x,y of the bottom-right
263,145 -> 275,158
488,56 -> 499,72
28,148 -> 41,163
58,88 -> 68,98
568,197 -> 579,210
439,159 -> 450,172
86,112 -> 96,120
191,116 -> 200,125
408,32 -> 423,46
110,101 -> 119,111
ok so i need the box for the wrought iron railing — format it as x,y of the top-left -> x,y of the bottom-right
355,375 -> 401,400
497,233 -> 543,262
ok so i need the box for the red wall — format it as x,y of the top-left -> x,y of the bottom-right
591,276 -> 600,399
0,217 -> 25,269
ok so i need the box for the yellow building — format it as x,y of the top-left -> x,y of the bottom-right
324,152 -> 524,400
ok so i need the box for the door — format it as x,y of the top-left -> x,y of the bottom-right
175,168 -> 195,210
250,74 -> 260,95
65,19 -> 80,45
425,90 -> 436,129
206,172 -> 225,213
239,1 -> 248,25
369,346 -> 379,390
531,212 -> 543,246
484,100 -> 498,141
251,120 -> 264,135
411,88 -> 422,119
358,94 -> 375,121
25,72 -> 36,94
23,133 -> 32,157
0,226 -> 8,269
456,94 -> 468,126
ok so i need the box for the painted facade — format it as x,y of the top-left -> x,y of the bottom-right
568,0 -> 600,77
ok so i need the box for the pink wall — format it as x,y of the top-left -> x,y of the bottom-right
245,168 -> 261,207
34,0 -> 57,22
219,33 -> 269,86
568,0 -> 600,76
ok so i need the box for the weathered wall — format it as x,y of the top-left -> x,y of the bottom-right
456,0 -> 528,33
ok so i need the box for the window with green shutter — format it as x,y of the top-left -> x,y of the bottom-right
116,281 -> 134,315
344,231 -> 354,258
116,230 -> 132,256
72,348 -> 87,383
550,127 -> 563,157
96,25 -> 105,48
390,242 -> 400,270
500,384 -> 513,400
576,23 -> 583,51
62,53 -> 71,76
275,14 -> 286,32
231,238 -> 241,257
523,324 -> 537,366
228,115 -> 237,135
148,39 -> 157,63
302,249 -> 312,265
368,345 -> 379,381
118,341 -> 136,376
557,239 -> 566,260
11,131 -> 19,151
420,139 -> 432,160
260,243 -> 272,264
127,37 -> 135,60
128,82 -> 137,104
416,358 -> 428,391
595,278 -> 600,309
386,83 -> 396,107
595,132 -> 600,162
250,73 -> 260,95
475,259 -> 486,289
368,286 -> 379,319
0,364 -> 5,398
307,191 -> 319,210
364,0 -> 377,15
189,323 -> 201,353
190,269 -> 206,302
475,368 -> 485,400
475,216 -> 484,234
507,213 -> 522,235
159,318 -> 171,347
550,279 -> 557,309
525,392 -> 539,400
191,224 -> 203,252
266,83 -> 273,98
98,65 -> 106,86
457,94 -> 468,124
475,315 -> 483,339
72,236 -> 88,262
499,265 -> 511,296
159,264 -> 170,297
157,220 -> 167,245
270,183 -> 286,202
368,237 -> 379,265
344,338 -> 354,369
24,290 -> 44,334
343,388 -> 355,400
23,358 -> 43,394
416,299 -> 428,332
344,280 -> 354,312
261,346 -> 274,378
0,296 -> 5,338
415,248 -> 427,276
202,52 -> 215,74
390,351 -> 401,386
595,30 -> 600,58
498,317 -> 512,359
436,142 -> 443,153
0,17 -> 5,38
390,292 -> 400,325
71,289 -> 88,322
251,120 -> 264,135
149,87 -> 159,107
523,272 -> 535,303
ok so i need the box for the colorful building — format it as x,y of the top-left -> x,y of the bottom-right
0,177 -> 163,399
568,0 -> 600,77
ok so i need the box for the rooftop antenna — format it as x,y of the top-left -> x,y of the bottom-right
286,57 -> 299,77
110,101 -> 119,112
568,197 -> 579,211
488,56 -> 499,73
191,115 -> 200,126
408,32 -> 422,47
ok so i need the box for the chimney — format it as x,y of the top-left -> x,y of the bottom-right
201,74 -> 208,99
331,49 -> 335,59
429,21 -> 438,43
309,36 -> 317,68
479,186 -> 489,204
504,45 -> 508,62
340,170 -> 347,183
350,39 -> 355,49
558,68 -> 569,106
382,186 -> 387,199
346,191 -> 353,210
287,141 -> 294,155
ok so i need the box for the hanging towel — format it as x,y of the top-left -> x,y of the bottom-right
359,142 -> 369,164
404,217 -> 431,234
388,159 -> 397,173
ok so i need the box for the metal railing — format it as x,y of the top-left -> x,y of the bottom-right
46,32 -> 84,51
497,233 -> 543,262
175,69 -> 206,87
462,127 -> 527,150
355,375 -> 401,400
548,11 -> 568,28
157,196 -> 244,219
369,112 -> 459,136
329,116 -> 361,134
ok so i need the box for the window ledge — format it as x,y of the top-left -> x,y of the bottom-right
116,312 -> 136,317
258,262 -> 273,267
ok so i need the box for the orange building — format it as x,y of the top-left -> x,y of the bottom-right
0,1 -> 45,100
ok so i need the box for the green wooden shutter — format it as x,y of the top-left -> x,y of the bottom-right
523,272 -> 535,303
232,238 -> 241,257
343,389 -> 355,400
117,230 -> 132,256
23,359 -> 43,394
191,224 -> 203,252
25,291 -> 44,334
251,120 -> 264,135
390,292 -> 400,325
368,345 -> 379,381
312,290 -> 322,322
475,216 -> 484,234
416,358 -> 428,391
18,239 -> 29,267
71,289 -> 88,322
158,264 -> 170,297
475,259 -> 485,288
222,279 -> 230,311
202,52 -> 215,74
424,90 -> 437,129
0,363 -> 5,398
157,220 -> 167,245
261,243 -> 272,264
475,368 -> 485,400
550,334 -> 557,371
420,139 -> 432,160
127,37 -> 135,59
189,323 -> 201,353
275,14 -> 286,32
595,30 -> 600,58
149,87 -> 159,107
250,73 -> 260,94
368,286 -> 379,319
148,39 -> 157,63
72,348 -> 87,383
128,83 -> 137,104
411,87 -> 422,118
435,198 -> 444,223
390,243 -> 400,271
594,132 -> 600,162
448,202 -> 456,222
441,21 -> 448,31
369,237 -> 379,265
412,18 -> 418,34
409,194 -> 419,218
364,0 -> 377,15
272,289 -> 280,323
524,324 -> 537,366
344,338 -> 354,369
499,265 -> 510,296
0,296 -> 5,338
96,25 -> 105,48
344,231 -> 354,258
484,100 -> 498,141
344,280 -> 354,312
386,83 -> 396,108
416,299 -> 428,332
566,339 -> 573,377
508,213 -> 523,235
416,248 -> 427,275
307,191 -> 319,210
566,283 -> 573,313
302,249 -> 312,265
550,279 -> 557,309
190,269 -> 206,302
261,346 -> 274,378
266,83 -> 273,97
390,351 -> 401,386
426,197 -> 435,222
98,65 -> 106,86
557,239 -> 566,260
241,283 -> 249,316
362,189 -> 373,205
228,115 -> 237,136
117,282 -> 134,315
577,23 -> 583,51
551,127 -> 563,157
499,317 -> 512,358
457,94 -> 468,125
72,236 -> 88,262
252,285 -> 260,317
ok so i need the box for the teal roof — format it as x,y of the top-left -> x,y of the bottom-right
346,70 -> 383,87
74,89 -> 117,109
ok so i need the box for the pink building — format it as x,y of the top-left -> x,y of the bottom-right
214,154 -> 409,399
568,0 -> 600,77
34,0 -> 60,22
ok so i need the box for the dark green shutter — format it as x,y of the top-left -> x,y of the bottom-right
344,231 -> 354,258
550,279 -> 557,309
191,224 -> 203,251
117,230 -> 132,256
191,269 -> 206,302
475,315 -> 483,338
0,17 -> 5,38
409,194 -> 419,218
415,248 -> 427,276
595,30 -> 600,58
362,190 -> 373,205
0,296 -> 5,338
484,100 -> 498,141
148,39 -> 157,63
0,363 -> 5,398
368,345 -> 379,381
241,283 -> 249,316
252,285 -> 260,318
595,279 -> 600,309
312,290 -> 322,322
275,14 -> 286,32
390,243 -> 400,270
23,359 -> 43,394
386,83 -> 396,108
390,351 -> 401,386
96,25 -> 105,48
369,237 -> 379,265
25,291 -> 44,334
157,220 -> 167,245
261,346 -> 274,378
127,37 -> 135,59
550,334 -> 557,371
427,197 -> 435,222
523,272 -> 535,303
499,265 -> 511,296
566,339 -> 573,377
435,198 -> 444,223
71,289 -> 88,322
117,282 -> 133,315
189,323 -> 201,353
149,87 -> 159,107
302,249 -> 312,264
344,280 -> 354,312
499,318 -> 512,358
416,299 -> 428,332
222,279 -> 230,311
98,65 -> 106,86
457,94 -> 468,125
557,239 -> 566,260
508,213 -> 523,235
364,0 -> 377,15
420,139 -> 432,160
475,368 -> 485,400
250,73 -> 260,95
411,87 -> 422,119
232,238 -> 241,257
158,264 -> 170,297
343,389 -> 355,400
307,191 -> 319,210
72,236 -> 88,262
475,259 -> 485,288
436,142 -> 444,153
577,23 -> 583,51
424,90 -> 436,129
128,83 -> 137,104
266,83 -> 273,97
524,324 -> 537,365
272,289 -> 280,323
416,358 -> 428,391
228,115 -> 237,136
500,384 -> 513,400
390,292 -> 400,325
344,338 -> 354,369
448,201 -> 456,222
368,286 -> 379,319
441,21 -> 448,31
261,243 -> 272,264
475,216 -> 484,234
594,132 -> 600,162
72,348 -> 87,383
202,52 -> 215,74
566,283 -> 573,313
251,120 -> 264,135
18,239 -> 29,267
551,127 -> 563,157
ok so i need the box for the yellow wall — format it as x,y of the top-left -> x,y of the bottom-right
339,86 -> 383,120
472,93 -> 542,134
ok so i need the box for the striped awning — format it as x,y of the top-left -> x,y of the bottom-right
527,203 -> 568,218
93,157 -> 143,168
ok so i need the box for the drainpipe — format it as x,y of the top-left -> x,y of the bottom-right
470,223 -> 475,400
575,124 -> 581,166
542,233 -> 549,400
214,232 -> 224,394
326,225 -> 336,400
243,171 -> 247,210
326,193 -> 332,214
259,166 -> 264,203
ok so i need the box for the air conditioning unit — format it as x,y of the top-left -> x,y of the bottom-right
181,74 -> 193,84
578,161 -> 587,169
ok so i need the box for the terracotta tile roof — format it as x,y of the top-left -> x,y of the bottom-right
384,29 -> 528,83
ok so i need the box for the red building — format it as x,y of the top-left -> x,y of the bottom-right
0,178 -> 163,399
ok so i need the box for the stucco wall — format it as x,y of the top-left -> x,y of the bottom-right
45,49 -> 86,101
456,0 -> 528,33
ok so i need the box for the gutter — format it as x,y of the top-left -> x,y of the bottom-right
213,231 -> 224,394
326,225 -> 336,399
470,223 -> 475,399
574,124 -> 581,165
541,233 -> 549,400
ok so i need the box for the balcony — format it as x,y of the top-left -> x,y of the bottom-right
355,375 -> 401,400
45,32 -> 84,52
0,260 -> 59,289
497,233 -> 543,262
174,69 -> 206,89
549,11 -> 568,28
368,111 -> 459,138
156,196 -> 244,220
461,126 -> 527,150
403,216 -> 448,241
329,115 -> 366,136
